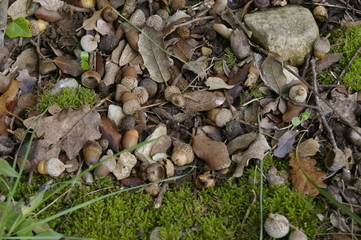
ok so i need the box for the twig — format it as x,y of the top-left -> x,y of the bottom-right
175,16 -> 215,28
0,0 -> 9,50
241,189 -> 257,225
338,45 -> 361,81
311,58 -> 338,149
154,183 -> 169,208
304,2 -> 361,15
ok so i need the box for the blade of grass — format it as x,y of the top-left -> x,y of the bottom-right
257,105 -> 264,240
295,147 -> 361,225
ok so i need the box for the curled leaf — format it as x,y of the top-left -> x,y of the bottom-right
205,77 -> 234,90
260,55 -> 287,94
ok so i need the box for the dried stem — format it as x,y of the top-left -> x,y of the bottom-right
338,45 -> 361,81
0,0 -> 9,49
310,58 -> 338,149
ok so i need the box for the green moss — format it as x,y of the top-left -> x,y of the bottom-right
35,87 -> 99,112
13,164 -> 325,240
224,47 -> 237,69
319,25 -> 361,91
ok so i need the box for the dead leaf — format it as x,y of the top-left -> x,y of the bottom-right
205,77 -> 234,90
182,56 -> 209,80
182,91 -> 226,113
8,0 -> 29,20
13,48 -> 38,73
273,130 -> 298,158
111,40 -> 127,64
119,44 -> 139,67
82,9 -> 104,31
33,0 -> 65,11
282,102 -> 305,122
315,53 -> 343,72
227,132 -> 258,155
138,26 -> 171,83
23,105 -> 101,164
325,89 -> 358,125
192,132 -> 231,170
297,138 -> 320,158
289,153 -> 327,197
261,55 -> 288,94
232,134 -> 270,177
172,38 -> 195,62
54,56 -> 84,77
0,80 -> 20,117
0,72 -> 11,93
150,135 -> 172,157
95,19 -> 111,35
16,69 -> 37,95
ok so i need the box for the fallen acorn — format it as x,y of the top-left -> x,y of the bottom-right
122,128 -> 139,149
83,140 -> 102,166
37,158 -> 72,177
171,142 -> 194,166
94,150 -> 116,179
313,38 -> 330,59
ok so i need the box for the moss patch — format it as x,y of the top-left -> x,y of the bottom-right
35,87 -> 99,112
13,162 -> 325,240
319,24 -> 361,91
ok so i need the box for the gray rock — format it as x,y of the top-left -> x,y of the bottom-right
244,6 -> 319,65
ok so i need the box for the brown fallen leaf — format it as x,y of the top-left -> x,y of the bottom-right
227,132 -> 258,155
282,102 -> 305,122
288,153 -> 327,197
232,134 -> 270,177
0,79 -> 20,117
192,131 -> 231,170
82,8 -> 104,31
54,56 -> 84,77
260,54 -> 288,94
182,91 -> 226,113
138,26 -> 171,83
23,105 -> 101,164
273,130 -> 298,158
315,53 -> 343,72
297,138 -> 320,158
16,69 -> 37,94
172,37 -> 195,62
205,77 -> 234,90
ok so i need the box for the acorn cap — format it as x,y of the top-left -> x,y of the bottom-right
139,78 -> 158,98
102,6 -> 118,22
123,99 -> 141,115
171,0 -> 186,10
80,35 -> 99,52
146,15 -> 164,31
115,84 -> 131,102
133,86 -> 149,104
164,86 -> 181,101
146,163 -> 165,182
264,213 -> 290,238
121,91 -> 138,103
129,9 -> 146,27
215,108 -> 233,127
325,148 -> 346,171
46,158 -> 67,177
289,85 -> 308,103
121,76 -> 138,90
313,38 -> 330,59
171,142 -> 194,166
289,229 -> 308,240
29,20 -> 48,36
81,70 -> 101,88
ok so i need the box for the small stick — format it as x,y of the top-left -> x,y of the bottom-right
241,189 -> 257,225
311,58 -> 338,149
154,183 -> 169,208
338,45 -> 361,81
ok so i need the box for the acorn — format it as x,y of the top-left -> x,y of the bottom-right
195,173 -> 216,189
139,79 -> 158,98
121,91 -> 138,103
94,150 -> 116,178
37,158 -> 72,177
313,38 -> 330,59
83,140 -> 102,166
146,163 -> 165,182
146,15 -> 164,31
102,6 -> 118,22
122,129 -> 139,149
123,99 -> 141,115
81,70 -> 101,88
164,85 -> 181,101
212,23 -> 233,40
34,7 -> 63,22
171,142 -> 194,166
171,0 -> 186,10
126,29 -> 139,51
289,84 -> 308,103
122,66 -> 138,78
129,9 -> 146,27
207,108 -> 233,127
121,76 -> 138,90
115,84 -> 130,102
313,6 -> 328,22
170,93 -> 186,108
29,20 -> 48,36
66,0 -> 95,8
133,86 -> 149,104
80,35 -> 99,52
264,213 -> 290,238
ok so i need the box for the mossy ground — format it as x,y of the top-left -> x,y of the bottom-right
15,156 -> 325,240
318,24 -> 361,91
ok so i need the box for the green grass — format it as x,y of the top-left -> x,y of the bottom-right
14,158 -> 325,240
318,24 -> 361,91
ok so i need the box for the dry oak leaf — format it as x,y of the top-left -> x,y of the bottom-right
23,105 -> 101,164
288,153 -> 327,197
138,26 -> 171,83
192,132 -> 231,170
182,91 -> 226,113
232,134 -> 270,177
82,8 -> 104,31
0,79 -> 20,117
260,54 -> 288,94
54,56 -> 84,77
